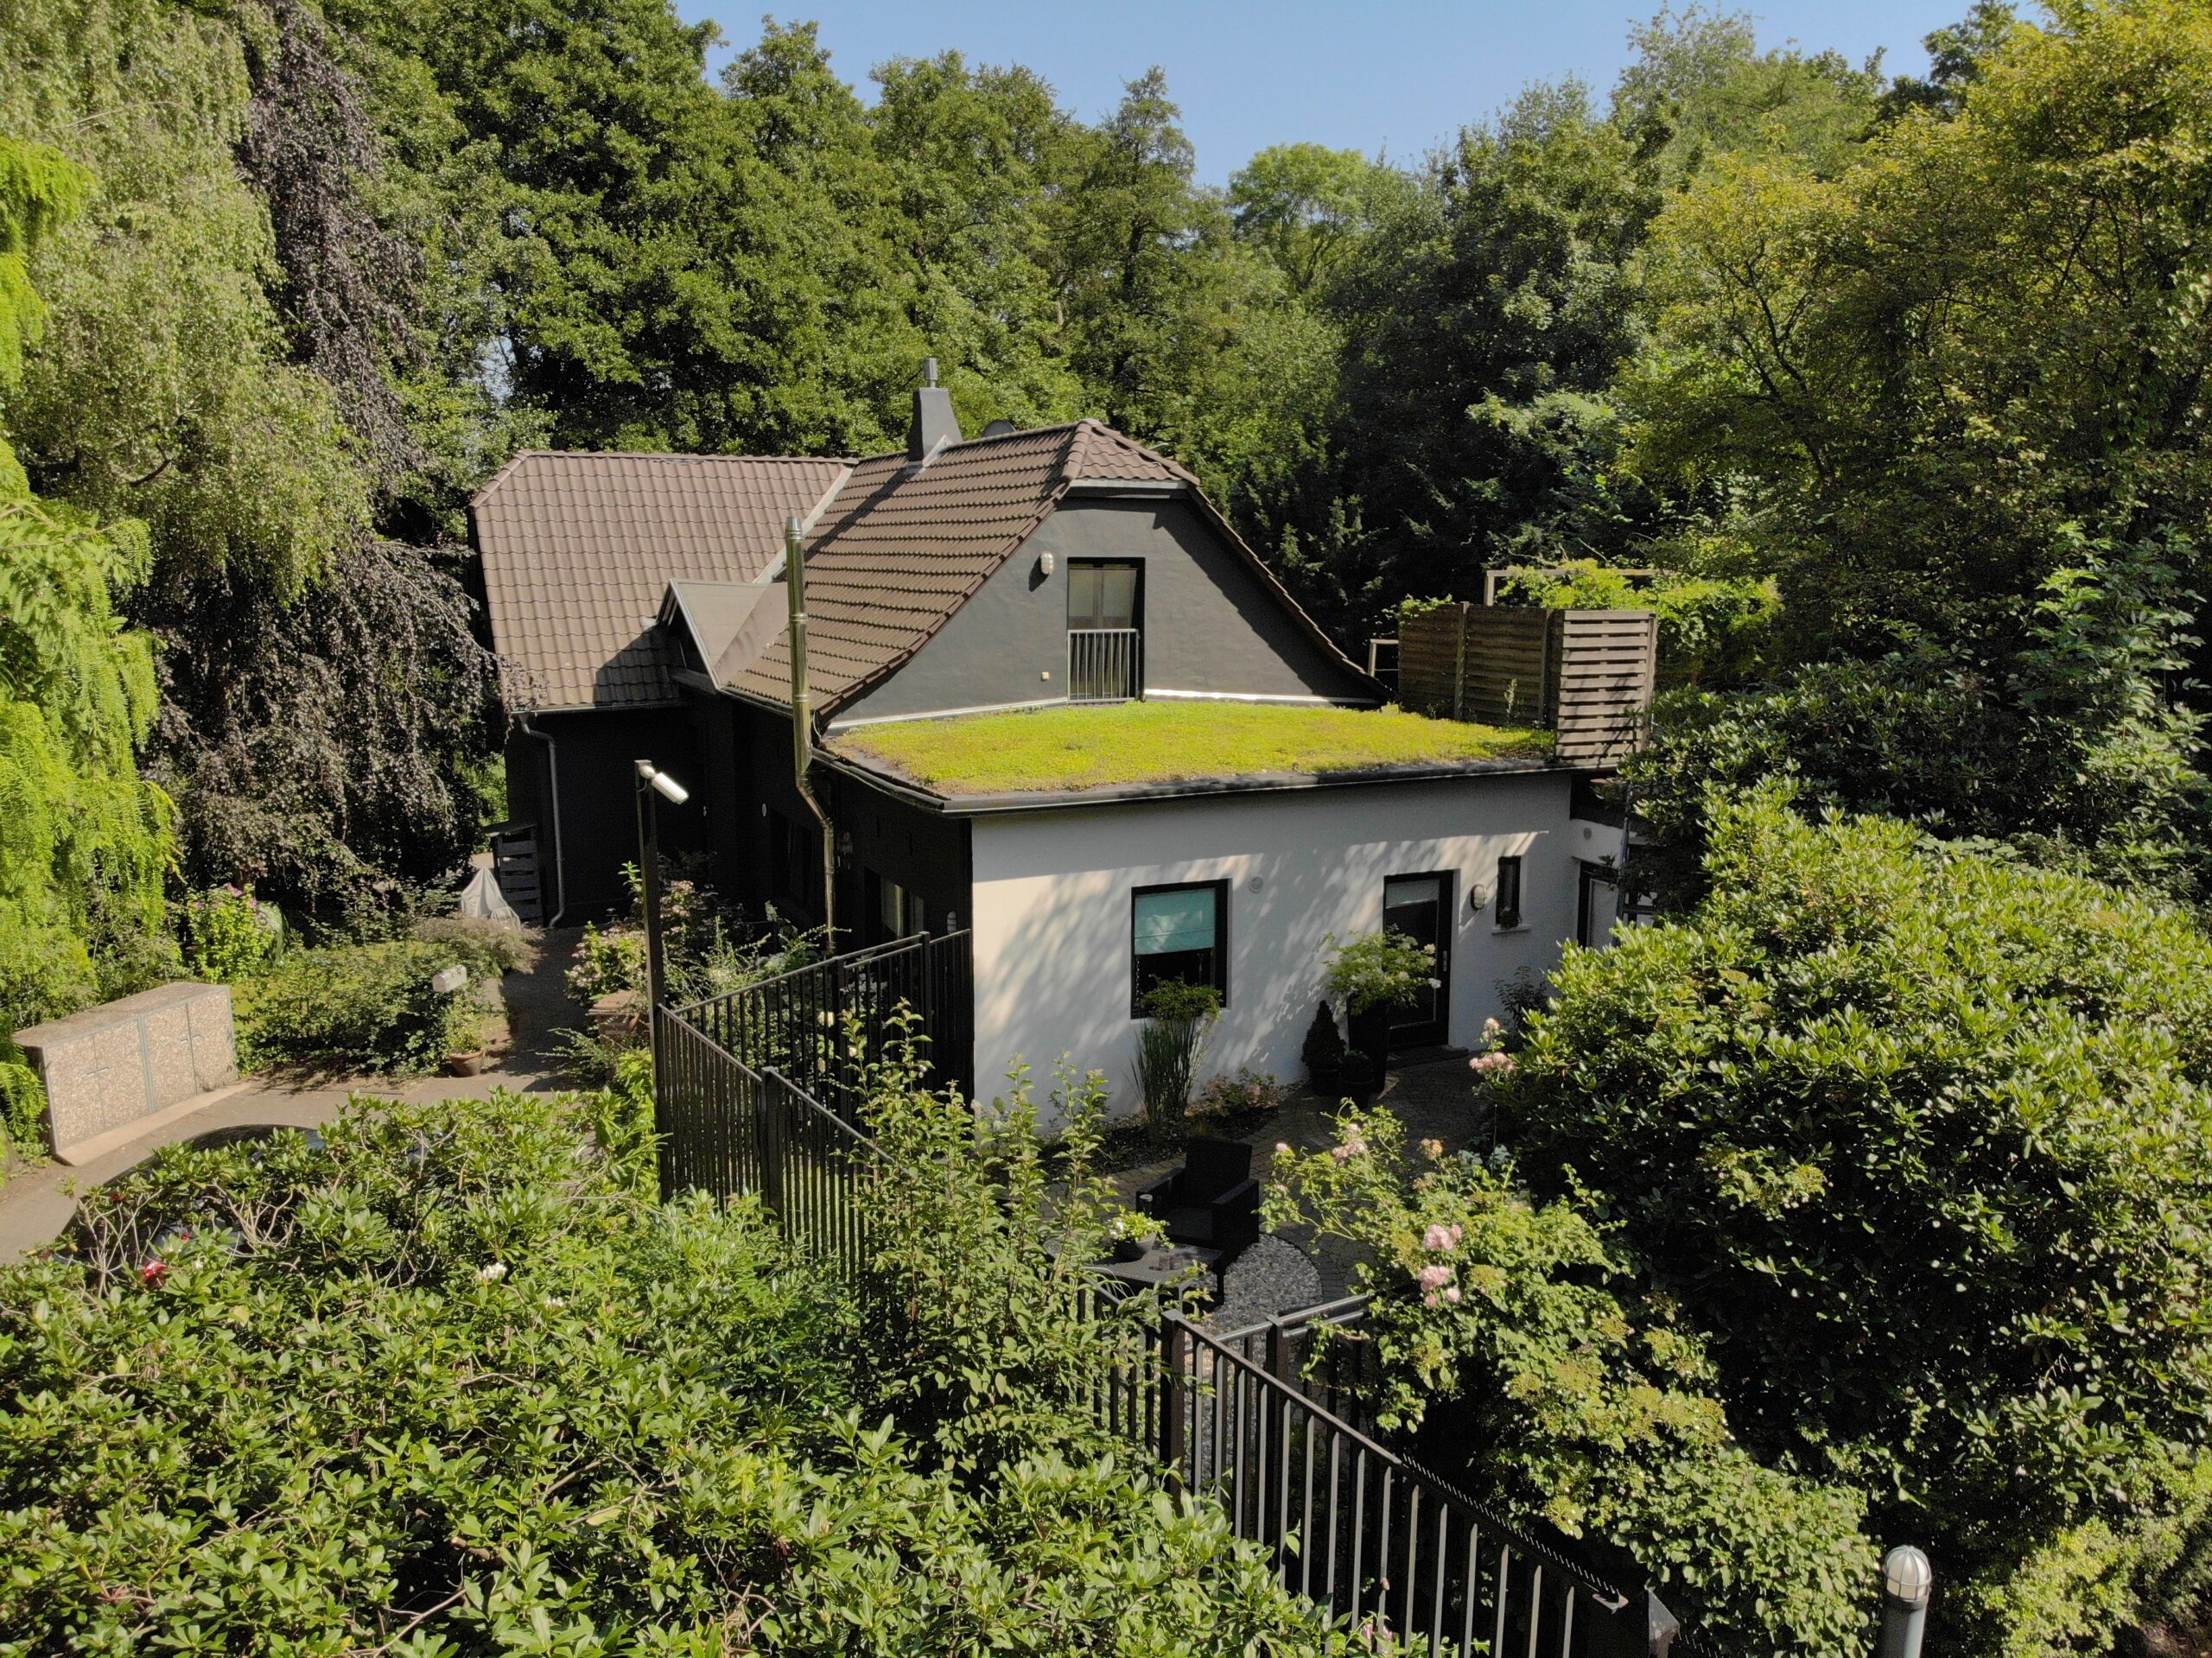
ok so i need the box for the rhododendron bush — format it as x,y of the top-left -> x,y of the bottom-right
0,1082 -> 1391,1655
1264,1107 -> 1876,1656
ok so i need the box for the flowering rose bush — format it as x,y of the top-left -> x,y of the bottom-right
1264,1106 -> 1877,1655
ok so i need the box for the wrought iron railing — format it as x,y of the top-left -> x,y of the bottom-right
1068,626 -> 1141,702
655,966 -> 1697,1656
670,929 -> 971,1112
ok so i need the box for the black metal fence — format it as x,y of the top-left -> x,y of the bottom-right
669,929 -> 971,1112
655,961 -> 1695,1657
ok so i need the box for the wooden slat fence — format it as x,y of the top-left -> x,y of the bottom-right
1399,606 -> 1656,765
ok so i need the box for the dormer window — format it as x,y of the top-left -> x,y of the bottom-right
1068,560 -> 1141,702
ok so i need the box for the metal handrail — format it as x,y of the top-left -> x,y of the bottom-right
1068,626 -> 1141,702
668,929 -> 959,1020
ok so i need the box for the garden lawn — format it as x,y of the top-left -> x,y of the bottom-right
833,702 -> 1549,794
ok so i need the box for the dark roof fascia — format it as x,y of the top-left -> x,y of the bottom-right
522,696 -> 686,718
818,748 -> 1573,818
1063,477 -> 1185,498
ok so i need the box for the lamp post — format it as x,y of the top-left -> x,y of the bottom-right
633,759 -> 690,1073
1878,1545 -> 1933,1658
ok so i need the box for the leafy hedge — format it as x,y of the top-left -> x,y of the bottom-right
234,940 -> 481,1074
0,1082 -> 1395,1655
1500,785 -> 2212,1652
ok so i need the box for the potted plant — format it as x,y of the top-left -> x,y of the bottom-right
1131,980 -> 1221,1139
1339,1048 -> 1381,1106
1300,1001 -> 1344,1093
1324,929 -> 1439,1079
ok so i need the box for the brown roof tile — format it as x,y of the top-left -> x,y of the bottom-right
474,450 -> 849,708
732,421 -> 1189,710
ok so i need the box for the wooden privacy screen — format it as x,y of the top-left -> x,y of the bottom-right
1397,605 -> 1657,765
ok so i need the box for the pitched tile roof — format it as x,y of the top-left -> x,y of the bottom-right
731,420 -> 1205,710
474,450 -> 849,708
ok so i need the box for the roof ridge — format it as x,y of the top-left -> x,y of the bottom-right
508,448 -> 852,464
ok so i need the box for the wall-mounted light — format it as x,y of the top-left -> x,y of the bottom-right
1467,885 -> 1489,912
1247,875 -> 1264,892
1038,551 -> 1055,577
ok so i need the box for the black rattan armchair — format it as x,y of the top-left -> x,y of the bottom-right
1135,1136 -> 1262,1267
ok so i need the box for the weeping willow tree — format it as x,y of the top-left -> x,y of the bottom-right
0,137 -> 176,1134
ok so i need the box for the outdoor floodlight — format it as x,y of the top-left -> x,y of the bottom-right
636,760 -> 690,805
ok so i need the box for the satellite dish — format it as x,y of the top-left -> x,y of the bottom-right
980,418 -> 1017,438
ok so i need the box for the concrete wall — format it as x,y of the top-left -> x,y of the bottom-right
836,498 -> 1370,725
15,982 -> 238,1161
966,771 -> 1581,1118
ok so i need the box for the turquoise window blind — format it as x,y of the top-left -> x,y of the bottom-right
1133,886 -> 1217,956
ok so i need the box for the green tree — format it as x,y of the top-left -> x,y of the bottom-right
1052,68 -> 1240,439
1627,0 -> 2212,659
1290,83 -> 1662,635
868,51 -> 1090,430
1612,4 -> 1886,182
0,137 -> 175,1128
1503,787 -> 2212,1651
1229,142 -> 1409,294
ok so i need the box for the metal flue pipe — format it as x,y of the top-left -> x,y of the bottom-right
785,514 -> 837,944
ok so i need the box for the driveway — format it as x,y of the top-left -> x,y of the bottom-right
0,928 -> 588,1259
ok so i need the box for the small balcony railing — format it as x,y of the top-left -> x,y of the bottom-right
1068,627 -> 1141,702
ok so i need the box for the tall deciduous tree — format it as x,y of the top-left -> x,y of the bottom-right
0,138 -> 174,1084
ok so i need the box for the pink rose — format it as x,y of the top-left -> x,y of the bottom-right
1443,1286 -> 1462,1304
1422,1223 -> 1455,1253
1418,1263 -> 1452,1291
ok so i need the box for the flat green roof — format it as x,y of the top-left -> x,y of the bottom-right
829,702 -> 1551,797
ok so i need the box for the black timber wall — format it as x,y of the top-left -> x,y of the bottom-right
519,706 -> 707,921
721,701 -> 970,945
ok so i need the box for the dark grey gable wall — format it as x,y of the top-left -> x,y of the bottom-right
832,496 -> 1372,725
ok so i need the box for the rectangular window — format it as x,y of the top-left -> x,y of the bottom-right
1131,880 -> 1228,1014
1494,854 -> 1523,930
1068,560 -> 1140,630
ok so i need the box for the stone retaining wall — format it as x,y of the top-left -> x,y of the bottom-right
13,982 -> 238,1161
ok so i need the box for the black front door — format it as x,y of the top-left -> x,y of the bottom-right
1382,872 -> 1452,1049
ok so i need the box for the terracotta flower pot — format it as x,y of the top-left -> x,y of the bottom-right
446,1051 -> 487,1077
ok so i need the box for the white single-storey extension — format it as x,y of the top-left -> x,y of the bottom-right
962,770 -> 1627,1111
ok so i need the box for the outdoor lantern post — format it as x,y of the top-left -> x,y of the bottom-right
1878,1545 -> 1933,1658
633,759 -> 690,1072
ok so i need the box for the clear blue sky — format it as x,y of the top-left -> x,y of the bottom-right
680,1 -> 1982,182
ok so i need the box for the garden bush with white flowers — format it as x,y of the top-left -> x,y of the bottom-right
1265,1108 -> 1878,1657
0,1079 -> 1396,1656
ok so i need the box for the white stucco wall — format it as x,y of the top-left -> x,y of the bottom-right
967,772 -> 1590,1117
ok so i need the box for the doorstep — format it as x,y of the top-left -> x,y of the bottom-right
1388,1045 -> 1470,1070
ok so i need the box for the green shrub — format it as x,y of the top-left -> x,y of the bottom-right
0,1051 -> 43,1150
177,886 -> 276,982
1502,785 -> 2212,1649
410,912 -> 532,981
1265,1107 -> 1877,1655
1501,559 -> 1780,687
1324,927 -> 1436,1014
0,1084 -> 1393,1655
564,921 -> 644,1005
236,940 -> 479,1074
1131,980 -> 1220,1133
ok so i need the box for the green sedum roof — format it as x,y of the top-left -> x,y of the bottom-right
830,701 -> 1551,797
